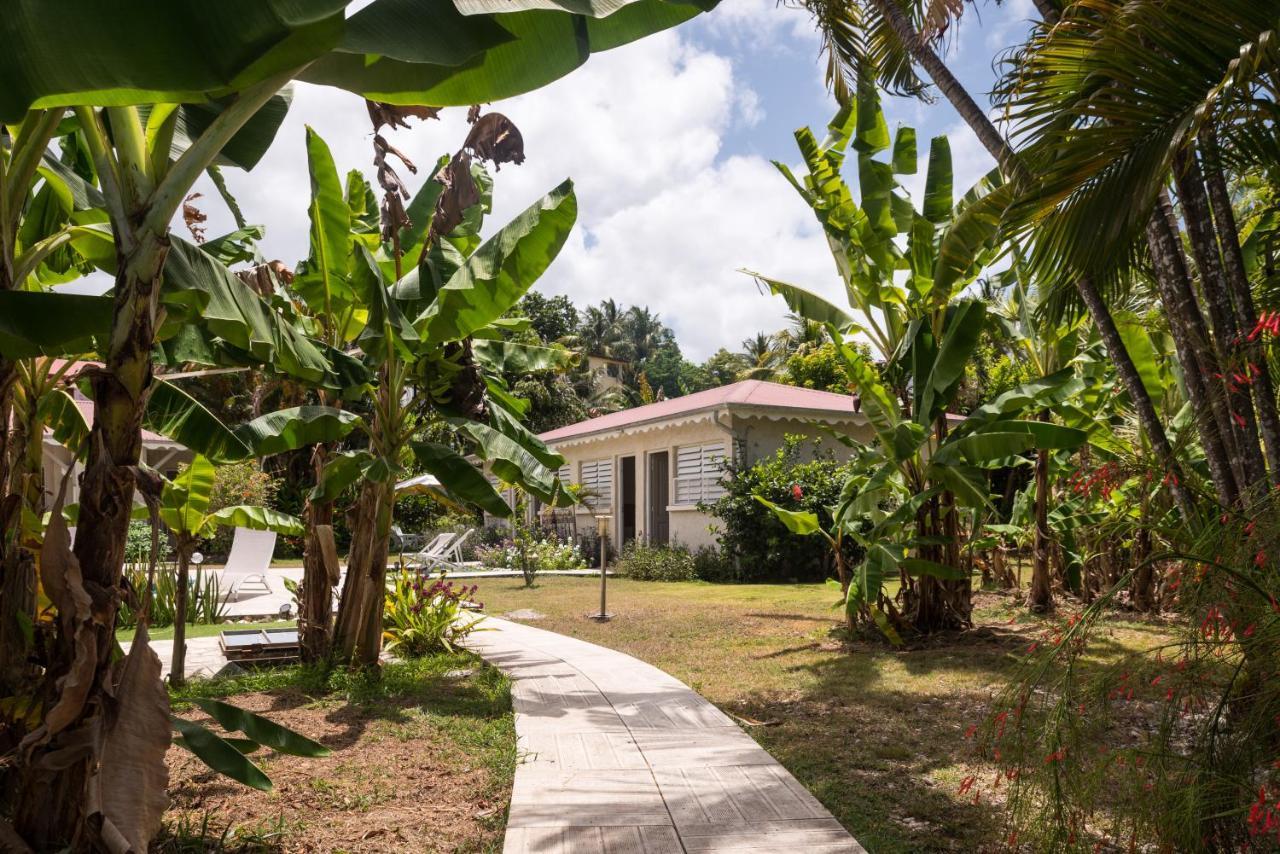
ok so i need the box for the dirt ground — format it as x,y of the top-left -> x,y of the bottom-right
158,656 -> 514,853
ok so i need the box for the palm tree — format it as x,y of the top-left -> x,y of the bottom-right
739,332 -> 783,380
622,305 -> 671,363
994,0 -> 1280,503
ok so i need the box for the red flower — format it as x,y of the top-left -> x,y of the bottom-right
791,484 -> 803,501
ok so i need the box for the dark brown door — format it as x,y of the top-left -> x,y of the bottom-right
621,456 -> 637,545
648,452 -> 670,545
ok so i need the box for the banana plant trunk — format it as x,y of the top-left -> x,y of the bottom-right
1029,411 -> 1055,613
301,444 -> 336,662
0,370 -> 41,693
171,537 -> 195,688
332,477 -> 393,667
14,237 -> 168,846
910,419 -> 973,633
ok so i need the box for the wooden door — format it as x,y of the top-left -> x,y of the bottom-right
648,452 -> 670,545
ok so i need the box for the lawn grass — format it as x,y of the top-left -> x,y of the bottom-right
161,653 -> 515,853
467,575 -> 1172,853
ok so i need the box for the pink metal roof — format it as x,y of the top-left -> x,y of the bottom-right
48,398 -> 173,445
539,380 -> 862,443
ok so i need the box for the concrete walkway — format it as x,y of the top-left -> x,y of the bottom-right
465,618 -> 864,854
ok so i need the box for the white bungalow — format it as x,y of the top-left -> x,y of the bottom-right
534,380 -> 874,550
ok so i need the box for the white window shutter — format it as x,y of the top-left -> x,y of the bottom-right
674,443 -> 726,504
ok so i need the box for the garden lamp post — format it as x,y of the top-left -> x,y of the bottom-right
590,514 -> 612,622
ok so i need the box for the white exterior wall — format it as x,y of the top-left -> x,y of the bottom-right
544,407 -> 875,551
553,415 -> 730,550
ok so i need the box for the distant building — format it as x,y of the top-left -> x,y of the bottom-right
529,380 -> 873,551
40,364 -> 191,508
585,354 -> 628,392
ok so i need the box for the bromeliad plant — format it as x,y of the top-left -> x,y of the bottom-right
382,570 -> 484,657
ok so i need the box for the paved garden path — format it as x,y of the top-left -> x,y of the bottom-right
465,617 -> 865,854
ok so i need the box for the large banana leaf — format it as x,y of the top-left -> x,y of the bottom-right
415,180 -> 577,341
38,389 -> 91,453
309,450 -> 375,504
0,1 -> 347,122
233,406 -> 362,457
754,496 -> 822,536
161,238 -> 336,387
933,420 -> 1087,466
294,127 -> 354,322
410,441 -> 511,517
145,380 -> 252,464
472,339 -> 575,374
209,505 -> 305,536
486,404 -> 565,470
916,299 -> 986,425
453,419 -> 558,500
0,291 -> 111,359
299,1 -> 715,107
746,273 -> 855,331
160,454 -> 216,535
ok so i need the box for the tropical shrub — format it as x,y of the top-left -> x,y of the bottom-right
706,436 -> 864,582
205,462 -> 280,561
382,570 -> 485,657
117,565 -> 225,629
123,519 -> 173,564
615,542 -> 697,581
691,546 -> 737,582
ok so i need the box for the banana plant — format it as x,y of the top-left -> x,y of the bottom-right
2,3 -> 719,846
141,455 -> 303,687
282,127 -> 578,667
749,86 -> 1084,634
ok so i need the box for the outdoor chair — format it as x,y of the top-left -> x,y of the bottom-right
402,532 -> 457,569
218,528 -> 276,602
391,525 -> 425,553
414,528 -> 475,572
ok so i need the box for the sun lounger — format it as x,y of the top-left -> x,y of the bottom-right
218,528 -> 276,601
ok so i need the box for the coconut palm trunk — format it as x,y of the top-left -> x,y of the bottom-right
1198,129 -> 1280,483
864,0 -> 1195,517
1172,149 -> 1268,491
1145,192 -> 1241,504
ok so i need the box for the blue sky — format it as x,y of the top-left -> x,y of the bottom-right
66,0 -> 1041,360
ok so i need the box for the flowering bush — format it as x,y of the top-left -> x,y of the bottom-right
382,570 -> 484,657
475,536 -> 586,574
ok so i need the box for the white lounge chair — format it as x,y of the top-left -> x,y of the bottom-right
403,532 -> 457,569
219,528 -> 276,601
414,528 -> 475,572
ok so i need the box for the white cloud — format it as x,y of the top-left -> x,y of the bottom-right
174,25 -> 821,362
548,154 -> 842,360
